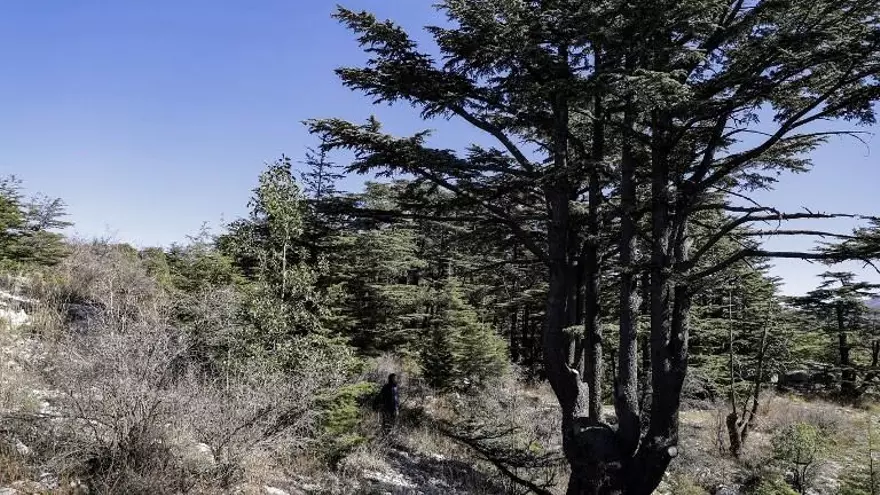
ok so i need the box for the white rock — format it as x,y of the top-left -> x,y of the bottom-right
14,439 -> 31,457
363,470 -> 416,489
0,488 -> 20,495
0,308 -> 29,328
38,472 -> 59,489
183,442 -> 215,468
67,478 -> 88,494
0,290 -> 36,307
263,487 -> 291,495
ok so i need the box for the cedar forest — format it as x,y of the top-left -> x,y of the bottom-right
3,1 -> 880,494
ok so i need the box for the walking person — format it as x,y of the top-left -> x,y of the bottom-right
375,373 -> 399,434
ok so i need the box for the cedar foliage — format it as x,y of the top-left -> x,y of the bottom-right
0,176 -> 70,269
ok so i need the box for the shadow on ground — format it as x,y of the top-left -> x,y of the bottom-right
360,443 -> 508,495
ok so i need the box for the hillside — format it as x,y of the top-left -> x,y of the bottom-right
2,256 -> 880,495
4,0 -> 880,491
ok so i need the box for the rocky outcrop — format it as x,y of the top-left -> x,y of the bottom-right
0,290 -> 34,329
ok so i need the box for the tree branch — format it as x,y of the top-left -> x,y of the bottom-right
689,249 -> 879,282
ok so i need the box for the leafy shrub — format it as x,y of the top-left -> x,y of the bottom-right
666,473 -> 710,494
771,423 -> 827,494
746,476 -> 800,495
315,382 -> 378,466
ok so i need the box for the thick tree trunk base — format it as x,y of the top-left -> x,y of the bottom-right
567,474 -> 624,495
565,425 -> 625,495
563,424 -> 676,494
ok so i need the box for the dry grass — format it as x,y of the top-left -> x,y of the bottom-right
0,449 -> 29,485
661,391 -> 875,494
0,241 -> 357,494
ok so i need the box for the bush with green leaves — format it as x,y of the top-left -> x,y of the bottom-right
746,476 -> 800,495
771,423 -> 827,494
837,419 -> 879,495
315,381 -> 379,466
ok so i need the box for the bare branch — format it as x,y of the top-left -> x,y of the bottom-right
438,425 -> 557,495
689,249 -> 880,282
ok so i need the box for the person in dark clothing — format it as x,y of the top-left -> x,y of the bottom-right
376,373 -> 399,433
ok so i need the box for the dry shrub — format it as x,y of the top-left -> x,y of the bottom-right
0,335 -> 42,416
435,372 -> 566,493
336,443 -> 393,480
29,316 -> 357,493
36,323 -> 195,494
666,473 -> 711,495
367,353 -> 420,385
181,343 -> 354,487
0,445 -> 29,484
0,241 -> 357,493
665,406 -> 739,492
761,395 -> 849,438
27,240 -> 165,335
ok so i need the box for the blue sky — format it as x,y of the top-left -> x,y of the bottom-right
1,1 -> 877,295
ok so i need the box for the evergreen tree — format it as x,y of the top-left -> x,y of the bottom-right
139,247 -> 174,289
218,158 -> 327,369
324,182 -> 430,351
421,321 -> 460,391
790,272 -> 879,397
0,180 -> 26,266
308,1 -> 880,491
166,227 -> 241,293
300,137 -> 345,201
824,219 -> 880,262
421,279 -> 509,391
0,176 -> 70,268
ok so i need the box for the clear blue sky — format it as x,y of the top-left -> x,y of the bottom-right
1,1 -> 877,295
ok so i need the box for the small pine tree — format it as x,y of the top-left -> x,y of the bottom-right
299,137 -> 344,201
420,279 -> 508,391
0,177 -> 71,268
421,323 -> 460,390
455,304 -> 509,389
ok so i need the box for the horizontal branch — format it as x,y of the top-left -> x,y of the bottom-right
331,206 -> 543,225
688,210 -> 871,270
739,230 -> 857,240
437,424 -> 557,495
689,248 -> 880,282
